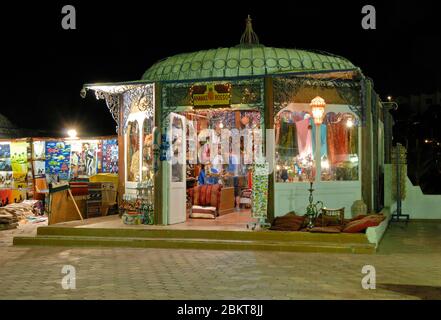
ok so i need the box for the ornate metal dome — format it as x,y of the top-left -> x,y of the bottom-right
142,16 -> 357,82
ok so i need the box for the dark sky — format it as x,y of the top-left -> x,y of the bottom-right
2,0 -> 440,137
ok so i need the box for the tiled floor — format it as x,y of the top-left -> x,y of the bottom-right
0,220 -> 440,299
49,211 -> 257,231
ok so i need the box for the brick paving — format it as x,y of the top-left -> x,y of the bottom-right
0,221 -> 440,300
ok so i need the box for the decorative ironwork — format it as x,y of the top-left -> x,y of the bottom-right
121,84 -> 155,133
161,79 -> 264,125
273,75 -> 364,120
273,77 -> 307,114
239,15 -> 260,46
94,90 -> 120,133
83,83 -> 155,134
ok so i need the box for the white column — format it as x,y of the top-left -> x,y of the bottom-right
315,123 -> 321,183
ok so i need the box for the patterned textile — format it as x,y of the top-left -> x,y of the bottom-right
45,141 -> 71,180
102,139 -> 118,173
326,122 -> 348,165
295,118 -> 312,159
251,163 -> 269,219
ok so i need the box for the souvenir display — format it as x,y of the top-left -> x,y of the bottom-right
45,141 -> 71,180
32,141 -> 45,160
102,139 -> 119,173
10,142 -> 28,174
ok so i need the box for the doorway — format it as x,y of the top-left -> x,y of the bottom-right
167,109 -> 262,227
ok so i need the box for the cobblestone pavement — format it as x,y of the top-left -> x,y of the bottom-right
0,221 -> 440,300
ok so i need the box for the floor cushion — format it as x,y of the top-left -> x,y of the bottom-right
190,205 -> 217,219
343,216 -> 380,233
190,212 -> 216,219
270,213 -> 305,231
309,226 -> 342,233
350,214 -> 369,222
191,205 -> 217,214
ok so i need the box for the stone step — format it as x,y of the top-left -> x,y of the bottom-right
13,235 -> 376,254
36,226 -> 371,244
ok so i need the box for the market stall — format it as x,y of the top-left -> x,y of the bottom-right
82,17 -> 387,229
0,136 -> 119,227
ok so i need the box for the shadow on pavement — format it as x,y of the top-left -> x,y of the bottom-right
377,283 -> 441,300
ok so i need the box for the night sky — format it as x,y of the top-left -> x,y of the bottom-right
2,0 -> 440,137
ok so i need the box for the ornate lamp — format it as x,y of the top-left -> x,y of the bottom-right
310,96 -> 326,125
310,95 -> 326,182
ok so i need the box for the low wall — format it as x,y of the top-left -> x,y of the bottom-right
384,164 -> 441,220
366,207 -> 391,247
402,177 -> 441,219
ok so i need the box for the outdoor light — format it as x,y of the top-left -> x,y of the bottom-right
310,96 -> 326,125
387,96 -> 392,101
67,129 -> 77,139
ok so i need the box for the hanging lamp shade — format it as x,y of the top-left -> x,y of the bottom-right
310,96 -> 326,125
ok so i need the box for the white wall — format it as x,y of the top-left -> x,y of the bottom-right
275,181 -> 361,218
384,164 -> 441,220
402,177 -> 441,219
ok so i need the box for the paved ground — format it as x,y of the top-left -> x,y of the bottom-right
0,221 -> 440,300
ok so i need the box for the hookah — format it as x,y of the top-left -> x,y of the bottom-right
305,181 -> 323,229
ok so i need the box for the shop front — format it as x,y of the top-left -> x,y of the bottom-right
82,19 -> 386,229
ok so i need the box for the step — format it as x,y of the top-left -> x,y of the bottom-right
13,235 -> 376,254
36,226 -> 370,244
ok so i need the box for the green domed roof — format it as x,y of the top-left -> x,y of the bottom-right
141,45 -> 357,82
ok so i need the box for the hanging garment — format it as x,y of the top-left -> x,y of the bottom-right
310,117 -> 328,158
295,118 -> 312,159
278,120 -> 299,159
327,122 -> 349,165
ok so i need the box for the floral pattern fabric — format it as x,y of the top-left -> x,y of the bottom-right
251,163 -> 268,219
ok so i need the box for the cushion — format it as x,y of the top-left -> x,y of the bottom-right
270,213 -> 305,231
342,217 -> 380,233
192,186 -> 200,205
192,205 -> 217,214
209,184 -> 222,207
349,214 -> 368,222
366,214 -> 386,223
309,226 -> 342,233
190,211 -> 216,219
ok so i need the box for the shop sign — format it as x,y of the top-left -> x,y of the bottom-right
190,84 -> 231,107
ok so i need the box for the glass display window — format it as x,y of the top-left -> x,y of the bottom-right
321,112 -> 359,181
142,117 -> 154,182
275,109 -> 316,182
126,120 -> 140,182
171,116 -> 184,183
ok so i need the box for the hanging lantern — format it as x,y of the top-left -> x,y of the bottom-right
310,96 -> 326,125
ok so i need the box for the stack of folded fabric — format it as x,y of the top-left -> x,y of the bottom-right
0,211 -> 18,230
0,201 -> 40,230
